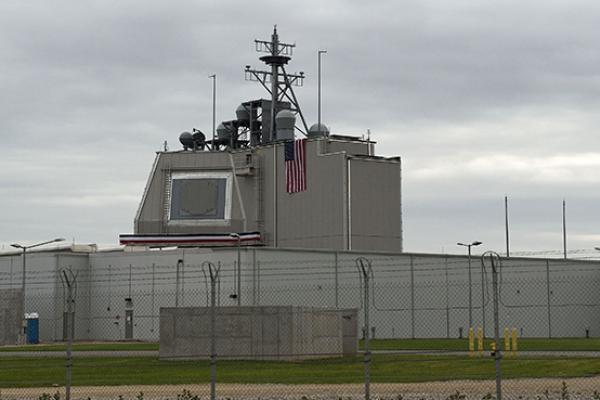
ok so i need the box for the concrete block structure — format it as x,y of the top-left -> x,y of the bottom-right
159,306 -> 357,360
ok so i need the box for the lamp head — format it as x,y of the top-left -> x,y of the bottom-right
472,241 -> 483,246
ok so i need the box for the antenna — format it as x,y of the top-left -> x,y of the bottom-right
245,27 -> 309,140
209,74 -> 216,149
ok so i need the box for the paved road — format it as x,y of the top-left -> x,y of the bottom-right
373,349 -> 600,357
0,350 -> 159,358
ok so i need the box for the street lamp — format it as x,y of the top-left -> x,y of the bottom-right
11,238 -> 65,331
457,241 -> 483,330
230,233 -> 241,306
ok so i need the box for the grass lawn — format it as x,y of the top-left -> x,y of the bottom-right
2,338 -> 599,353
1,355 -> 600,387
361,338 -> 600,352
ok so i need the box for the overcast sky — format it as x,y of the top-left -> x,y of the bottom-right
2,0 -> 599,257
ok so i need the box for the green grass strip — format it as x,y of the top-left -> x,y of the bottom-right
2,338 -> 599,353
2,355 -> 600,388
361,338 -> 600,351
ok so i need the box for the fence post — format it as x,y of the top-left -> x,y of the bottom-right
60,268 -> 78,400
355,257 -> 372,400
257,261 -> 261,306
483,252 -> 503,400
334,252 -> 339,308
252,248 -> 257,305
151,263 -> 156,333
445,256 -> 450,339
175,259 -> 183,307
203,261 -> 220,400
410,255 -> 415,339
546,260 -> 552,338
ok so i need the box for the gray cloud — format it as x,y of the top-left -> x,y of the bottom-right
1,0 -> 599,255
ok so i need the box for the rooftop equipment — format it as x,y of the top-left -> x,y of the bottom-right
245,26 -> 308,142
308,122 -> 330,138
275,109 -> 296,141
178,27 -> 323,151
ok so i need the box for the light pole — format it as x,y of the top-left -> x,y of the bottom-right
11,238 -> 65,337
209,74 -> 216,149
457,241 -> 482,330
318,50 -> 327,134
230,233 -> 241,306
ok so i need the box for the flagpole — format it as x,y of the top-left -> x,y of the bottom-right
273,145 -> 278,247
209,74 -> 216,149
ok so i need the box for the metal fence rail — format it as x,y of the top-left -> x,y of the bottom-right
1,250 -> 600,399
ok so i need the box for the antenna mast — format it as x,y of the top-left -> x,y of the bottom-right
245,26 -> 309,140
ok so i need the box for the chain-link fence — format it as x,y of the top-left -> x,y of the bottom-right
1,248 -> 600,399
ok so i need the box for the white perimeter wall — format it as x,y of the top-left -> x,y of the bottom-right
3,247 -> 600,341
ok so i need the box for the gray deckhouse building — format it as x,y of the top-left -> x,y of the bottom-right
132,27 -> 403,252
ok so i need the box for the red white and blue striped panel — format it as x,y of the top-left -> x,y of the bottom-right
119,232 -> 261,246
284,139 -> 307,193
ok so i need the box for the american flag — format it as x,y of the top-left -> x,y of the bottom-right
284,139 -> 307,193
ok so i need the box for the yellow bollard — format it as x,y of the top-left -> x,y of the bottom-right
511,327 -> 518,356
490,340 -> 496,355
469,327 -> 475,356
504,328 -> 511,357
477,327 -> 484,355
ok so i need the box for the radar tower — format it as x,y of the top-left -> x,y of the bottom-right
245,26 -> 309,141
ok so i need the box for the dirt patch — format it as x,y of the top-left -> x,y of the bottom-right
2,377 -> 600,400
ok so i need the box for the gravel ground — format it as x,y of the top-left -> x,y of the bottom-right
3,377 -> 600,400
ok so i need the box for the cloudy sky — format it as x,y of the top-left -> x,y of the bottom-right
2,0 -> 599,257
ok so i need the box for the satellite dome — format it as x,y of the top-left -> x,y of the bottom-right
179,131 -> 194,150
308,123 -> 329,137
236,104 -> 250,122
275,109 -> 296,129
